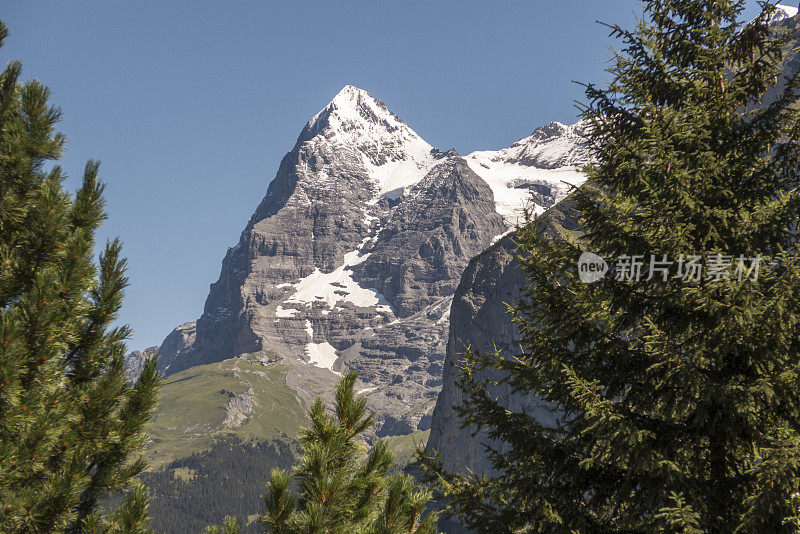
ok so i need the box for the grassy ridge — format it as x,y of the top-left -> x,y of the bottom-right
145,356 -> 305,469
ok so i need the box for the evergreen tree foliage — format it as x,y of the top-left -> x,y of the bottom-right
426,1 -> 800,532
204,515 -> 241,534
0,20 -> 159,533
259,372 -> 437,534
82,482 -> 153,534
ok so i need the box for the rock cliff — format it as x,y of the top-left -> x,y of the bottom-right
426,197 -> 581,475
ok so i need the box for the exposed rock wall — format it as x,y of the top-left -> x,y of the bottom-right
354,154 -> 506,317
427,197 -> 580,474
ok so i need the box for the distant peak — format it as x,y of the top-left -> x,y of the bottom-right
527,122 -> 569,142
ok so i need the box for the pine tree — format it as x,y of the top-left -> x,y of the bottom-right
426,1 -> 800,532
260,372 -> 437,534
0,20 -> 159,533
203,515 -> 240,534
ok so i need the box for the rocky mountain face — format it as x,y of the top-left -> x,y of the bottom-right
426,197 -> 581,476
135,85 -> 588,437
422,122 -> 591,472
125,13 -> 800,531
124,346 -> 158,382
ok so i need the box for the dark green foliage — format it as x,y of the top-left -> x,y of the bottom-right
84,482 -> 153,534
0,20 -> 159,532
427,1 -> 800,533
203,516 -> 240,534
137,436 -> 297,534
260,372 -> 437,533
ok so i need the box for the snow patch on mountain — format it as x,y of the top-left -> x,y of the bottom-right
490,228 -> 515,246
467,160 -> 584,225
305,342 -> 340,374
300,320 -> 340,374
281,247 -> 394,313
304,319 -> 314,339
275,305 -> 299,318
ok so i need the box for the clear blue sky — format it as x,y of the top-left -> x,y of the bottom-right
2,1 -> 770,350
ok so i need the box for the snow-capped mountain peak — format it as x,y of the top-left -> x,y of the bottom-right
483,120 -> 591,169
302,86 -> 437,199
144,85 -> 591,441
751,3 -> 798,25
770,4 -> 798,23
307,85 -> 398,131
465,120 -> 590,226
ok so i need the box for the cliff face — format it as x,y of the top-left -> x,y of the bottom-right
124,345 -> 158,382
353,155 -> 506,317
426,197 -> 581,475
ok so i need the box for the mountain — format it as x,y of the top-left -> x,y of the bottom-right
125,85 -> 588,531
127,9 -> 800,532
142,85 -> 588,438
424,122 -> 593,477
